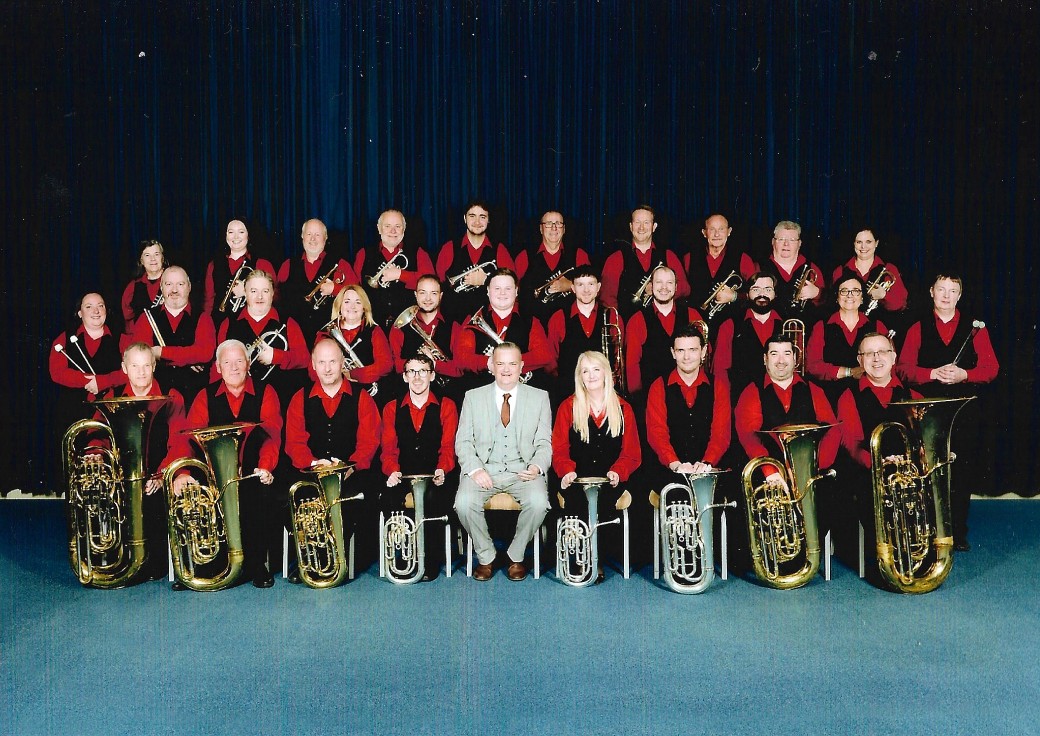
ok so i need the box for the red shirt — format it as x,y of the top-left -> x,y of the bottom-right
600,243 -> 691,309
185,378 -> 282,472
276,253 -> 360,293
897,311 -> 1000,385
682,248 -> 758,282
832,257 -> 908,312
624,303 -> 705,393
285,380 -> 380,471
121,274 -> 163,323
313,323 -> 394,385
545,302 -> 616,374
214,308 -> 310,381
388,311 -> 461,377
434,236 -> 514,280
49,326 -> 127,397
453,307 -> 552,374
95,380 -> 189,472
711,309 -> 783,376
380,392 -> 459,475
355,244 -> 434,291
645,370 -> 731,467
130,305 -> 217,368
203,253 -> 276,314
836,376 -> 923,468
805,312 -> 888,381
513,243 -> 592,282
551,396 -> 641,481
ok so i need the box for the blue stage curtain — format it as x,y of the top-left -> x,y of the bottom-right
1,1 -> 1036,493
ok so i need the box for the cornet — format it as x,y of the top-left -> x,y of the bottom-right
533,267 -> 575,304
863,267 -> 895,315
218,264 -> 253,313
789,264 -> 819,312
448,261 -> 497,292
367,252 -> 409,290
701,270 -> 744,319
305,264 -> 346,311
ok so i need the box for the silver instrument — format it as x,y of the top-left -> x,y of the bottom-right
328,324 -> 379,397
657,470 -> 735,594
245,324 -> 288,381
556,477 -> 621,587
467,307 -> 532,383
367,252 -> 409,290
382,474 -> 449,584
630,261 -> 665,308
448,260 -> 497,293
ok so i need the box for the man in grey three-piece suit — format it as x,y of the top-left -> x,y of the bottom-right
454,342 -> 552,581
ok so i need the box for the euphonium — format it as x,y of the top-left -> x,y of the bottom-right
64,395 -> 169,587
448,260 -> 496,292
290,461 -> 364,589
701,270 -> 744,319
556,477 -> 621,588
366,252 -> 409,290
382,474 -> 449,585
863,267 -> 894,315
656,470 -> 735,594
871,396 -> 973,594
162,422 -> 260,591
742,423 -> 836,589
781,318 -> 805,375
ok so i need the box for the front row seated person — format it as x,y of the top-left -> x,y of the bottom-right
454,342 -> 552,582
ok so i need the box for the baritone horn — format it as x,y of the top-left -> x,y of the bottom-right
382,474 -> 449,584
162,422 -> 261,591
290,461 -> 365,589
701,271 -> 744,319
655,470 -> 735,594
741,423 -> 836,589
367,252 -> 409,290
392,306 -> 449,363
556,477 -> 621,587
64,395 -> 169,587
448,261 -> 497,292
870,396 -> 973,594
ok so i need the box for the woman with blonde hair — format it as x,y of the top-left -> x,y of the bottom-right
317,283 -> 393,399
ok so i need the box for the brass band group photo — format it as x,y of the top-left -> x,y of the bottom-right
53,202 -> 1000,595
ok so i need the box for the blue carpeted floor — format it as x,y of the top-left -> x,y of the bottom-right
2,499 -> 1038,736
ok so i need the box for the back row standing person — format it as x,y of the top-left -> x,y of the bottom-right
120,239 -> 167,329
436,200 -> 514,323
515,210 -> 592,325
760,220 -> 826,321
204,219 -> 276,330
683,213 -> 758,329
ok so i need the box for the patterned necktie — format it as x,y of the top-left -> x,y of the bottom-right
501,393 -> 511,427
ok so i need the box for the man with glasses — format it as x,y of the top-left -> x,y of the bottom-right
515,210 -> 592,324
760,220 -> 825,319
712,272 -> 786,393
379,353 -> 460,580
683,213 -> 758,327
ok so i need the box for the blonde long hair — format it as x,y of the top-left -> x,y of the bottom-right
331,283 -> 375,327
571,351 -> 624,443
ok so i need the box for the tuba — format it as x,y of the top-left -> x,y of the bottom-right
870,396 -> 973,594
556,477 -> 622,587
64,395 -> 169,587
381,474 -> 449,584
289,461 -> 364,589
161,422 -> 260,591
655,470 -> 735,594
741,423 -> 836,589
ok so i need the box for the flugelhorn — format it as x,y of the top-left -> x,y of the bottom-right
448,260 -> 496,292
654,470 -> 735,594
533,267 -> 576,304
162,422 -> 261,591
305,264 -> 347,310
290,461 -> 364,588
467,307 -> 532,383
789,264 -> 819,312
556,477 -> 621,587
863,267 -> 895,315
701,270 -> 744,319
218,264 -> 253,313
367,252 -> 409,290
245,324 -> 288,381
871,396 -> 973,594
382,474 -> 449,584
630,261 -> 665,307
64,395 -> 169,587
741,423 -> 836,589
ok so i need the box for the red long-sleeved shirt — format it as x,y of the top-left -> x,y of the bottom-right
513,243 -> 591,282
380,392 -> 459,476
120,275 -> 163,323
214,308 -> 310,381
710,309 -> 783,375
831,257 -> 909,312
203,253 -> 276,315
897,311 -> 1000,385
130,306 -> 217,368
276,253 -> 360,302
185,378 -> 282,472
284,380 -> 380,471
551,396 -> 641,481
453,308 -> 552,374
645,370 -> 731,467
434,236 -> 514,280
836,377 -> 923,468
388,312 -> 461,377
624,303 -> 705,393
600,243 -> 690,309
95,381 -> 190,472
313,323 -> 394,385
682,249 -> 758,283
545,302 -> 619,376
49,326 -> 127,397
768,255 -> 826,308
354,244 -> 434,290
805,312 -> 888,381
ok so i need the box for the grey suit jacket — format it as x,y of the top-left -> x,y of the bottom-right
455,382 -> 553,476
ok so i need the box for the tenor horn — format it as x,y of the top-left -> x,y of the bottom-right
392,306 -> 450,363
655,470 -> 735,594
290,461 -> 364,589
870,396 -> 973,594
467,307 -> 532,383
556,477 -> 621,587
64,395 -> 169,587
162,422 -> 260,591
382,474 -> 449,585
741,423 -> 836,589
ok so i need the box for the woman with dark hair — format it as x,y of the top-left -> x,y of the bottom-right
203,219 -> 276,327
120,239 -> 167,326
830,228 -> 908,318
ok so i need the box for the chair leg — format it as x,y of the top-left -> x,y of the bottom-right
533,527 -> 540,580
720,507 -> 729,581
444,523 -> 452,578
824,530 -> 832,581
168,546 -> 174,582
466,534 -> 473,577
622,508 -> 630,579
858,521 -> 866,579
653,509 -> 660,580
378,511 -> 386,578
282,528 -> 290,579
348,532 -> 356,580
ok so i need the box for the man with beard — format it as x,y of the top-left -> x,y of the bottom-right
515,210 -> 592,325
387,275 -> 461,401
130,265 -> 215,404
683,213 -> 757,327
759,220 -> 825,319
435,200 -> 515,322
354,209 -> 435,330
600,205 -> 691,321
711,272 -> 785,393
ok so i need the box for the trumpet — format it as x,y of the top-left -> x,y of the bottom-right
245,324 -> 288,381
367,252 -> 409,290
392,306 -> 450,364
305,265 -> 346,311
448,260 -> 497,292
290,461 -> 364,588
533,267 -> 576,304
789,264 -> 819,312
781,318 -> 805,375
630,261 -> 665,308
601,306 -> 625,394
382,474 -> 449,584
863,267 -> 895,315
556,477 -> 621,587
218,264 -> 253,313
655,470 -> 736,594
467,307 -> 532,383
701,270 -> 744,319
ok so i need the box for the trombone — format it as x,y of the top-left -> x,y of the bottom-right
448,261 -> 497,292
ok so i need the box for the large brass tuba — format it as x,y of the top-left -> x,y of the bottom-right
289,461 -> 364,588
556,477 -> 621,587
870,396 -> 973,594
381,474 -> 449,584
64,395 -> 169,587
162,422 -> 259,591
742,423 -> 836,589
655,470 -> 735,594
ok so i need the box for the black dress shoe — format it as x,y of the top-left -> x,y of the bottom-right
421,567 -> 439,582
287,569 -> 302,584
171,580 -> 187,591
954,540 -> 971,552
252,567 -> 275,588
594,567 -> 605,585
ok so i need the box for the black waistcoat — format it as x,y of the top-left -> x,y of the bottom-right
519,248 -> 582,324
760,259 -> 815,319
917,315 -> 978,370
204,380 -> 267,468
399,316 -> 454,364
556,306 -> 610,386
641,302 -> 695,390
442,239 -> 499,321
759,381 -> 817,431
335,324 -> 378,367
614,245 -> 676,321
210,253 -> 261,321
302,389 -> 361,461
358,243 -> 420,330
393,398 -> 443,475
728,316 -> 771,392
851,383 -> 914,455
687,247 -> 746,322
569,416 -> 623,477
664,379 -> 715,464
129,278 -> 163,321
821,317 -> 884,369
66,331 -> 123,378
149,308 -> 207,401
469,311 -> 533,357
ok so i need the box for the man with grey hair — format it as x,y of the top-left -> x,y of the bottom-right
761,219 -> 825,319
354,208 -> 435,329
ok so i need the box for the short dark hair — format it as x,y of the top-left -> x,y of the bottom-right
570,265 -> 599,282
631,204 -> 655,222
488,267 -> 519,288
403,352 -> 435,372
764,332 -> 796,355
416,273 -> 442,289
746,271 -> 777,292
464,199 -> 491,216
673,323 -> 706,348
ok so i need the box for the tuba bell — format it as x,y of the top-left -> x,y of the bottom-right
64,395 -> 169,587
161,422 -> 260,591
870,396 -> 973,594
381,474 -> 449,585
741,423 -> 836,589
655,470 -> 735,594
289,461 -> 364,589
556,477 -> 621,587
